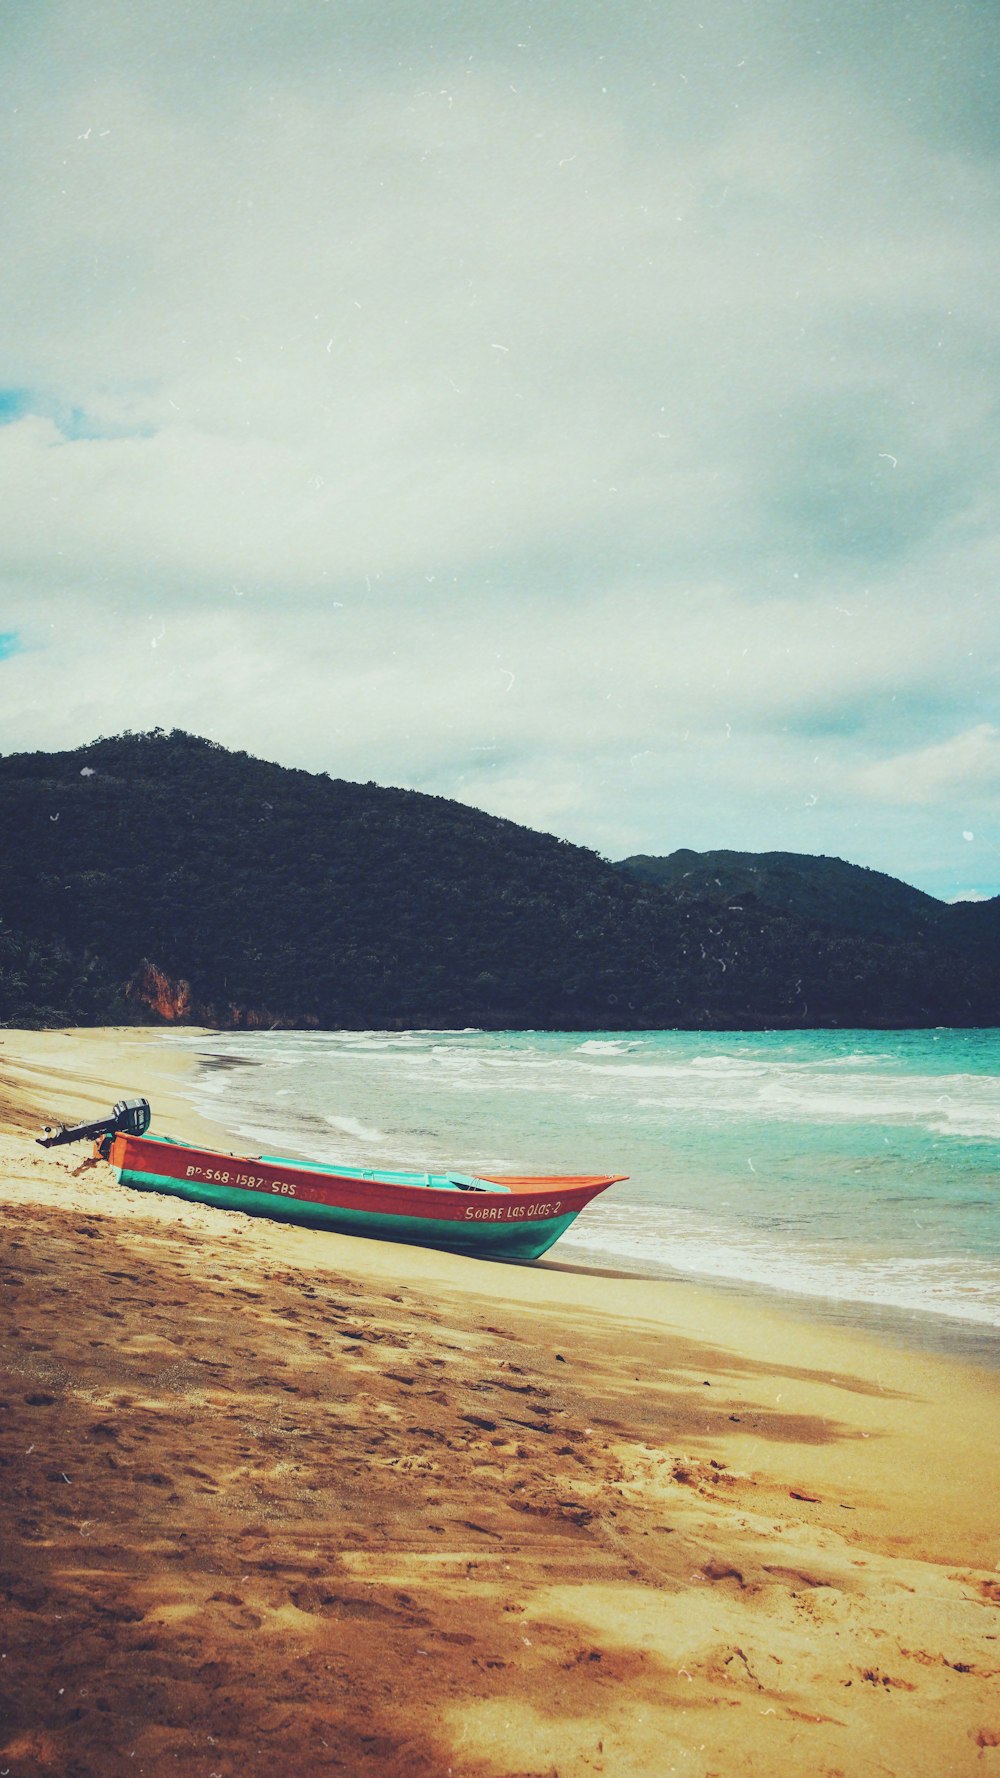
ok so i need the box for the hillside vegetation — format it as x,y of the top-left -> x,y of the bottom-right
0,731 -> 995,1030
615,848 -> 997,944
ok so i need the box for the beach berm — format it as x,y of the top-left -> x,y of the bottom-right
1,1028 -> 998,1777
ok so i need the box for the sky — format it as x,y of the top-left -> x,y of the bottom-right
1,0 -> 998,901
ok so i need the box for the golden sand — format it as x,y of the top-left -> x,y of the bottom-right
1,1027 -> 998,1777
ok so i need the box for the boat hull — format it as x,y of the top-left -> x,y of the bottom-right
105,1133 -> 623,1262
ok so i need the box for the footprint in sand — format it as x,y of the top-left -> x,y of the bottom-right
210,1599 -> 264,1630
92,1599 -> 146,1624
87,1422 -> 122,1442
289,1585 -> 427,1624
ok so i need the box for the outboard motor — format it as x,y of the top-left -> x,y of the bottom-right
37,1096 -> 152,1149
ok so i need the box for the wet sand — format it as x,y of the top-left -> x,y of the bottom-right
1,1028 -> 999,1777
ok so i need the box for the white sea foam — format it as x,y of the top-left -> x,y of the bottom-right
560,1205 -> 1000,1328
324,1115 -> 387,1144
576,1039 -> 640,1055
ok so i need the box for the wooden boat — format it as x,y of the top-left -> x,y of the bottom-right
38,1098 -> 625,1262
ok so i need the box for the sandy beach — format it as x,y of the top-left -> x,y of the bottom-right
1,1029 -> 998,1777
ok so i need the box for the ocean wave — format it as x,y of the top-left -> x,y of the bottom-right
576,1039 -> 642,1055
927,1116 -> 1000,1142
560,1206 -> 1000,1328
324,1114 -> 387,1144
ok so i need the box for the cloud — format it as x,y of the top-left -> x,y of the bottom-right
3,40 -> 997,583
853,726 -> 1000,806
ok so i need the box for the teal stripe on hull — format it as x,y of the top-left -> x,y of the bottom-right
118,1167 -> 578,1262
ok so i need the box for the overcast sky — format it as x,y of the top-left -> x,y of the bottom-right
2,0 -> 997,899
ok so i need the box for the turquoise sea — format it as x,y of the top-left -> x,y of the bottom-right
168,1028 -> 1000,1362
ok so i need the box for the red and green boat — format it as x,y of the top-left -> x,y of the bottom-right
38,1098 -> 625,1262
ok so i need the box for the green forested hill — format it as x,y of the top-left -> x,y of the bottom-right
615,848 -> 970,941
0,731 -> 996,1030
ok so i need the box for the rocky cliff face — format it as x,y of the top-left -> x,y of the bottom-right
125,960 -> 316,1030
127,962 -> 193,1022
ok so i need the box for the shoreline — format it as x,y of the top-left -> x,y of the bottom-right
132,1024 -> 1000,1372
548,1251 -> 1000,1374
2,1027 -> 999,1776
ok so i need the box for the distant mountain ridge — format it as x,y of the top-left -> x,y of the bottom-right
614,848 -> 995,944
0,731 -> 996,1030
